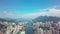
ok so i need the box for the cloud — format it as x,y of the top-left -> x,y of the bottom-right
0,6 -> 60,19
22,8 -> 60,19
0,11 -> 21,18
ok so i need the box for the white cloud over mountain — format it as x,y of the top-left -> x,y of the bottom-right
0,6 -> 60,19
22,8 -> 60,19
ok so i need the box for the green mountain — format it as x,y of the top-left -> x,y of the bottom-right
32,16 -> 60,23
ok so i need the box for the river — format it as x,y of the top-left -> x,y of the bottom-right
26,21 -> 34,34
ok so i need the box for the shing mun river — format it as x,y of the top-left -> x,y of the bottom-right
26,21 -> 34,34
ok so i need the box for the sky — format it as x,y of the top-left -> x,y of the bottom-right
0,0 -> 60,19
